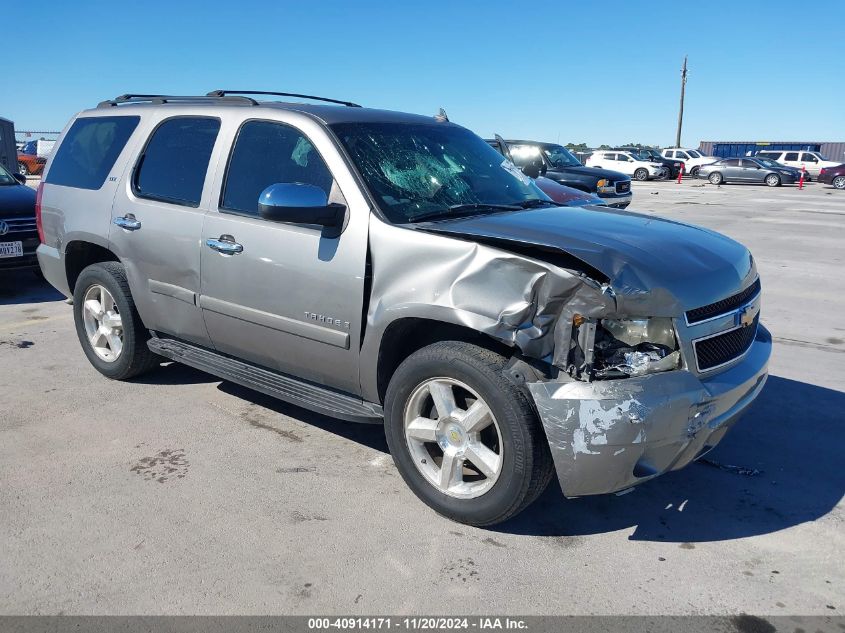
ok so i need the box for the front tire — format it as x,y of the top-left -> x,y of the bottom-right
708,172 -> 723,185
633,168 -> 649,181
384,341 -> 554,526
73,262 -> 160,380
765,174 -> 781,187
690,166 -> 700,178
833,175 -> 845,190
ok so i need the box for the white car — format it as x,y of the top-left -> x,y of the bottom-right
754,150 -> 839,180
661,148 -> 716,177
585,150 -> 668,181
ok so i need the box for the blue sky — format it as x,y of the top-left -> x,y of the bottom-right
5,0 -> 842,147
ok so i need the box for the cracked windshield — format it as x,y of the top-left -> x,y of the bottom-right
331,122 -> 551,223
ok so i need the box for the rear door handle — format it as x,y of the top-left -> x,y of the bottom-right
206,235 -> 243,255
113,214 -> 141,231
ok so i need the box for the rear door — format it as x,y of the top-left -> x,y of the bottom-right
782,151 -> 800,170
199,115 -> 369,395
109,115 -> 222,347
721,158 -> 742,181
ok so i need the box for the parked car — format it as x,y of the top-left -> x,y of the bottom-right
486,137 -> 605,207
698,157 -> 798,187
753,157 -> 804,181
17,142 -> 47,176
586,150 -> 668,181
37,91 -> 770,526
0,163 -> 39,272
817,164 -> 845,190
613,147 -> 683,179
754,150 -> 839,180
487,139 -> 632,208
661,148 -> 716,177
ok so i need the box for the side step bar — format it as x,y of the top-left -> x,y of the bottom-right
148,337 -> 383,424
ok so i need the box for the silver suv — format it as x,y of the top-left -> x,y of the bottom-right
36,91 -> 771,526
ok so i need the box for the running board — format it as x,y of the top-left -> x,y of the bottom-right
147,337 -> 383,424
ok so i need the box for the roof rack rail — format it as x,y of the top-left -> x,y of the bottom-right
97,94 -> 258,108
206,90 -> 361,108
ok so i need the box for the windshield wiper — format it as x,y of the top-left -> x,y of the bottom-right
408,203 -> 521,223
516,199 -> 557,209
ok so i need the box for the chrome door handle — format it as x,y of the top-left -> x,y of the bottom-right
113,215 -> 141,231
206,235 -> 243,255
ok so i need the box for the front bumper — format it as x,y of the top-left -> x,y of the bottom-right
527,324 -> 771,497
599,193 -> 632,208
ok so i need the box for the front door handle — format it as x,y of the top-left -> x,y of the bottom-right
206,235 -> 243,255
113,214 -> 141,231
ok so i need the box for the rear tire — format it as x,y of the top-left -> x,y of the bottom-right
72,262 -> 160,380
708,172 -> 723,185
765,174 -> 781,187
833,175 -> 845,190
633,168 -> 649,181
384,341 -> 554,526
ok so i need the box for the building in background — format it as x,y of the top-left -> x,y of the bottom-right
699,141 -> 845,162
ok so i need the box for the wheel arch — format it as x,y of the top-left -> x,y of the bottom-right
64,239 -> 120,293
372,317 -> 514,405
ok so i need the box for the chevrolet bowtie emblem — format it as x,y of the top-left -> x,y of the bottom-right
738,304 -> 759,328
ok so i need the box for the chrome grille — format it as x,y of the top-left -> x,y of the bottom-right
1,217 -> 37,234
694,316 -> 759,371
686,279 -> 761,324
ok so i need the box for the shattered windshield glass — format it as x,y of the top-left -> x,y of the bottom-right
331,122 -> 549,223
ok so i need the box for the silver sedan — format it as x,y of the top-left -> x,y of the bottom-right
698,157 -> 798,187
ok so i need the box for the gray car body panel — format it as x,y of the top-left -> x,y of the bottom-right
37,99 -> 770,499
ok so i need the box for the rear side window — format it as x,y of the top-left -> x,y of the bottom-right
221,120 -> 333,216
801,153 -> 818,163
134,117 -> 220,207
45,116 -> 139,190
784,152 -> 799,161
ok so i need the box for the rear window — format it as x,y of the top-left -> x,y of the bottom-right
134,117 -> 220,207
45,116 -> 139,190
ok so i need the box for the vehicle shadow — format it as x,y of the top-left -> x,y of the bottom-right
494,375 -> 845,542
0,273 -> 65,305
216,381 -> 389,453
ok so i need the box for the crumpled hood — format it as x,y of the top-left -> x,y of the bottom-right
420,205 -> 755,316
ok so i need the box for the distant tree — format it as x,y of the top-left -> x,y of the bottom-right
564,142 -> 589,152
597,144 -> 612,150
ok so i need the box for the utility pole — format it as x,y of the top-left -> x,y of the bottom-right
675,55 -> 688,148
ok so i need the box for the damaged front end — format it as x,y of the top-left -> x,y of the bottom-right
364,205 -> 770,499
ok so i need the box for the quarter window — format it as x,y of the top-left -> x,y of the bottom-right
45,116 -> 139,190
134,117 -> 220,207
221,121 -> 333,216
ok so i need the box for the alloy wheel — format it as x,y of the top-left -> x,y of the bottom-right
403,377 -> 503,499
81,284 -> 124,362
833,176 -> 845,190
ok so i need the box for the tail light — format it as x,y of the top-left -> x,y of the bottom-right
35,182 -> 45,243
819,168 -> 827,177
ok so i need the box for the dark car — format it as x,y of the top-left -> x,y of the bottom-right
487,138 -> 632,208
485,137 -> 605,207
614,147 -> 683,179
698,157 -> 798,187
818,164 -> 845,190
0,163 -> 39,272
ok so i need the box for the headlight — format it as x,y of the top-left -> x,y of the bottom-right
596,178 -> 616,193
593,317 -> 680,378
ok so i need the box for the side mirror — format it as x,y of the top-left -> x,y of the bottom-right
521,162 -> 542,180
258,183 -> 344,227
13,173 -> 26,184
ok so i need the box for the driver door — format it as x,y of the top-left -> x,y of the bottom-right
199,117 -> 369,395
